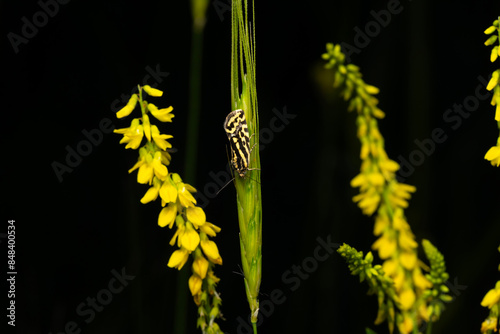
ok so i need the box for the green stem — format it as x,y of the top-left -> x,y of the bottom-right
425,320 -> 433,334
253,322 -> 258,334
172,17 -> 205,334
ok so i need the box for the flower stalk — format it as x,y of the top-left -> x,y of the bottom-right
114,85 -> 224,333
231,0 -> 262,330
323,43 -> 451,333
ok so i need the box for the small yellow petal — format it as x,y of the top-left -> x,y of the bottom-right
116,95 -> 138,118
181,223 -> 200,251
143,85 -> 163,97
167,248 -> 189,270
158,202 -> 177,228
140,183 -> 160,204
399,289 -> 416,310
160,177 -> 178,203
399,251 -> 417,270
137,162 -> 153,185
187,207 -> 206,227
200,222 -> 221,237
481,288 -> 500,308
372,235 -> 396,259
487,71 -> 499,91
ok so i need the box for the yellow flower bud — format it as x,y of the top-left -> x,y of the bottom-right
192,256 -> 209,279
485,26 -> 497,35
201,240 -> 222,265
116,95 -> 138,118
188,274 -> 203,296
143,85 -> 163,97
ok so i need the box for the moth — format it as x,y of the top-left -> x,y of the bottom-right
223,109 -> 252,178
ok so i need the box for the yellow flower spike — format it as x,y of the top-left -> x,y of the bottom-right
143,85 -> 163,97
142,114 -> 152,142
399,251 -> 417,270
481,288 -> 500,308
158,202 -> 177,228
200,222 -> 222,237
114,118 -> 144,149
148,104 -> 175,122
140,178 -> 161,204
192,256 -> 209,279
159,176 -> 178,204
151,125 -> 173,151
167,248 -> 189,270
116,94 -> 138,118
188,274 -> 203,296
201,240 -> 223,265
187,207 -> 206,227
180,222 -> 201,252
151,151 -> 169,181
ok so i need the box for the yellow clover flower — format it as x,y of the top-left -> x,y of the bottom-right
116,95 -> 138,119
481,287 -> 500,308
167,248 -> 189,270
158,202 -> 177,228
485,145 -> 500,166
114,118 -> 144,149
148,103 -> 175,122
143,85 -> 163,97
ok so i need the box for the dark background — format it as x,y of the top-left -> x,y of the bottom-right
3,0 -> 500,333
